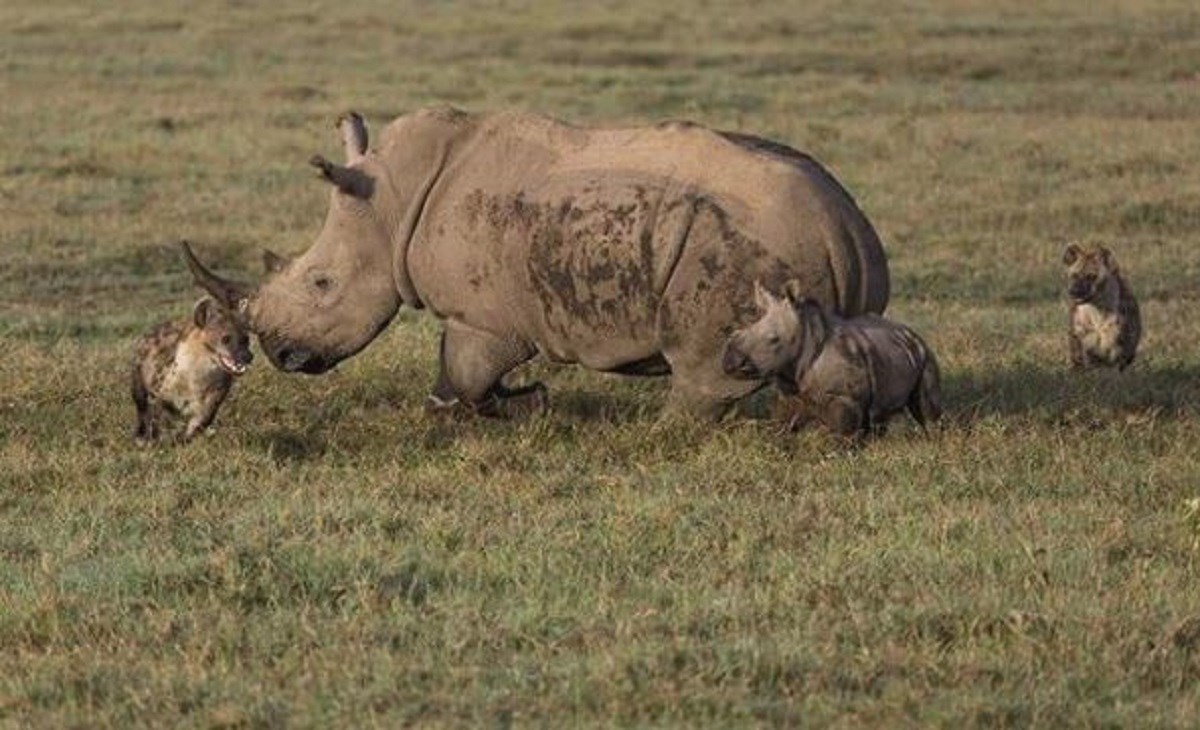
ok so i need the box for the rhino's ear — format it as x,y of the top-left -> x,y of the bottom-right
795,299 -> 829,374
781,278 -> 805,305
338,111 -> 368,162
1062,243 -> 1082,266
310,154 -> 375,199
262,249 -> 290,274
753,281 -> 776,312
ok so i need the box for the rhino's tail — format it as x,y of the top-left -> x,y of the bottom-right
908,339 -> 943,428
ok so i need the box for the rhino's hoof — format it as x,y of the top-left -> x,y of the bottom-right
501,382 -> 549,419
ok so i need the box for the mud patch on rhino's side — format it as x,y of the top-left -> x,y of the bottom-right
658,198 -> 811,351
472,187 -> 668,342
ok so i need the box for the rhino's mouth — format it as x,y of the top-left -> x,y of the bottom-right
272,345 -> 332,375
721,346 -> 761,379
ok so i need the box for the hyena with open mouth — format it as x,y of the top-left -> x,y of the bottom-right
131,297 -> 252,443
1062,243 -> 1141,371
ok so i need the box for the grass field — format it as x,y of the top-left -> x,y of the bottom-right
4,0 -> 1200,726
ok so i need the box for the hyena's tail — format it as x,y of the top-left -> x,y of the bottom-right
908,339 -> 943,428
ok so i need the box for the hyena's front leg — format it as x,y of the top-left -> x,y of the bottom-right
1068,331 -> 1086,369
181,387 -> 229,442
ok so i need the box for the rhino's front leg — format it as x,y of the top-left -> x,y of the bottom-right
426,321 -> 545,418
817,395 -> 869,440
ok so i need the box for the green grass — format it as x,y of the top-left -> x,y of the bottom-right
4,0 -> 1200,726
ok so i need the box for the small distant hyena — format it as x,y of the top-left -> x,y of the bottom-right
131,297 -> 252,443
722,281 -> 941,439
1062,243 -> 1140,371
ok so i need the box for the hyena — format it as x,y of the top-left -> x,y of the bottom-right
1062,243 -> 1141,371
722,281 -> 941,439
131,297 -> 252,443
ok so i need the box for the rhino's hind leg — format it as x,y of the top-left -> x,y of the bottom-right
907,357 -> 944,429
426,321 -> 544,419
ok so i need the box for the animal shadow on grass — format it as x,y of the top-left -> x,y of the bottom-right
242,401 -> 345,464
945,360 -> 1200,427
247,427 -> 328,465
550,388 -> 665,425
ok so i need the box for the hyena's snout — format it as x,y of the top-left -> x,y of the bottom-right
1068,275 -> 1097,301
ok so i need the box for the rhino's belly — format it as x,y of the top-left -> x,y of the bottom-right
533,331 -> 665,373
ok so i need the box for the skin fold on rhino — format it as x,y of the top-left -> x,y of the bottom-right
183,106 -> 891,419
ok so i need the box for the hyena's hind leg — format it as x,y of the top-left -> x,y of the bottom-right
907,354 -> 944,429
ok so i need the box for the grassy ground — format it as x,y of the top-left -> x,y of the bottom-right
4,0 -> 1200,726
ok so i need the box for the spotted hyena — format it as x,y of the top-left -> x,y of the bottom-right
131,297 -> 252,443
1062,243 -> 1140,371
723,281 -> 941,439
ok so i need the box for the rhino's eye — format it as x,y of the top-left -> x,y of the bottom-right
313,276 -> 334,292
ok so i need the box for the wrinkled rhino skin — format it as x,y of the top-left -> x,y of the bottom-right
188,107 -> 891,418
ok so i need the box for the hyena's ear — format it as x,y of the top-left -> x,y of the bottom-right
193,298 -> 215,329
1062,243 -> 1082,266
795,298 -> 830,374
262,249 -> 289,274
1098,246 -> 1119,273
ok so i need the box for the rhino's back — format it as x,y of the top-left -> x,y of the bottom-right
829,316 -> 926,413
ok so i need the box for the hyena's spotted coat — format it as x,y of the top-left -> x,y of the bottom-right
1063,243 -> 1140,371
131,297 -> 252,443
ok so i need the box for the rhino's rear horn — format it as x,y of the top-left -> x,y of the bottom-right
179,240 -> 253,311
338,111 -> 368,161
309,154 -> 374,199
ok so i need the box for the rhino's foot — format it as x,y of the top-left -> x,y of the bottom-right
425,383 -> 549,420
424,393 -> 476,421
425,393 -> 461,411
475,382 -> 549,419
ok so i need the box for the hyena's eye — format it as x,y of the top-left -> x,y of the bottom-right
767,334 -> 781,346
222,334 -> 233,346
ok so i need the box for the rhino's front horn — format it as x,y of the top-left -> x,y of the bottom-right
179,240 -> 253,311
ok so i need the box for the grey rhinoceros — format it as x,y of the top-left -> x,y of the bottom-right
183,106 -> 890,418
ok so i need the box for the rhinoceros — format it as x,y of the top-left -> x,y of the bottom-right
722,281 -> 941,438
182,106 -> 890,418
